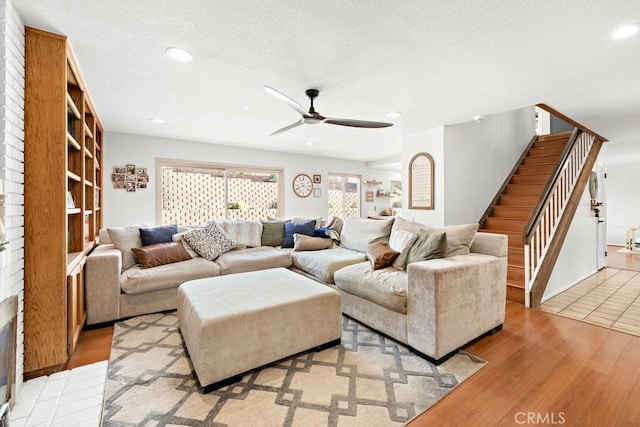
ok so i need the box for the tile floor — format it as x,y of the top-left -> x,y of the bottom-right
9,361 -> 107,426
539,267 -> 640,336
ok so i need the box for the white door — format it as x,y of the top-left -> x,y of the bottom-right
596,161 -> 607,269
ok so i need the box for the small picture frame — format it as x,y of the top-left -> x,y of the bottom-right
136,167 -> 148,176
114,167 -> 126,174
313,174 -> 321,184
136,182 -> 147,189
125,164 -> 136,175
114,181 -> 125,189
125,174 -> 137,182
313,187 -> 322,198
66,191 -> 75,209
137,174 -> 149,183
125,182 -> 136,192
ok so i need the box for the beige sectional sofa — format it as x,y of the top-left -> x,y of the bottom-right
85,216 -> 507,364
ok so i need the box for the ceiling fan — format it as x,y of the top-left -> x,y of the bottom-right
263,86 -> 393,136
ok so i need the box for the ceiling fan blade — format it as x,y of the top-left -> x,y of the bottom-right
323,118 -> 393,128
263,86 -> 310,117
270,119 -> 304,136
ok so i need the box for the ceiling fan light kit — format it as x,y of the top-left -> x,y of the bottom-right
264,86 -> 393,136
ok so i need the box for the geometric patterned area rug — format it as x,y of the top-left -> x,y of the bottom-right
102,312 -> 485,426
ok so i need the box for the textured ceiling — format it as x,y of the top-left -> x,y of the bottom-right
12,0 -> 640,164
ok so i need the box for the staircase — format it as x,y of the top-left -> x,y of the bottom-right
480,131 -> 573,303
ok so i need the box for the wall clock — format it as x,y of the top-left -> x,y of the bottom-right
293,173 -> 313,198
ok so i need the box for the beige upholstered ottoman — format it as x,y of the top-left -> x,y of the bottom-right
177,267 -> 342,391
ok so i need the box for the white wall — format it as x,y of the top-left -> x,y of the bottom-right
605,137 -> 640,245
104,132 -> 398,226
401,126 -> 445,226
543,186 -> 599,300
443,106 -> 535,225
0,0 -> 25,392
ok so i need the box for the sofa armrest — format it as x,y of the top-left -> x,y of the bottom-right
406,253 -> 507,360
86,244 -> 122,325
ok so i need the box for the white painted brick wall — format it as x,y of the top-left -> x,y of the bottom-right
0,0 -> 26,393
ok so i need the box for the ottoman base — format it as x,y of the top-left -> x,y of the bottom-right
201,338 -> 341,393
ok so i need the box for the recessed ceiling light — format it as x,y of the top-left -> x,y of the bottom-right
305,142 -> 313,146
611,24 -> 639,40
150,118 -> 164,124
165,47 -> 193,62
386,112 -> 402,118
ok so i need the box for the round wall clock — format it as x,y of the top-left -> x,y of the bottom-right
293,173 -> 313,198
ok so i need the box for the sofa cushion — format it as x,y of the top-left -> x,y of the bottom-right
406,231 -> 447,264
107,223 -> 151,272
366,242 -> 399,270
214,246 -> 293,275
388,227 -> 417,269
334,262 -> 408,314
340,217 -> 394,253
217,220 -> 262,248
131,241 -> 192,269
261,221 -> 285,246
293,234 -> 334,251
183,221 -> 235,261
392,216 -> 478,257
282,220 -> 316,248
120,257 -> 221,295
293,247 -> 366,284
139,224 -> 179,246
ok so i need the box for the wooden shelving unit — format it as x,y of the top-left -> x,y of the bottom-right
24,27 -> 104,378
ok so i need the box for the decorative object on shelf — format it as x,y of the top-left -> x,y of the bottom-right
313,187 -> 322,198
365,191 -> 374,202
379,208 -> 393,216
112,164 -> 149,191
66,191 -> 75,208
409,152 -> 434,210
313,174 -> 321,184
293,173 -> 313,198
364,180 -> 382,202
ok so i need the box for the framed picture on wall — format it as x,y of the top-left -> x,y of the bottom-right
313,174 -> 321,184
313,187 -> 322,198
408,152 -> 434,210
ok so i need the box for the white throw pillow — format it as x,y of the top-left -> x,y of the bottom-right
183,221 -> 236,261
340,216 -> 394,253
388,227 -> 417,269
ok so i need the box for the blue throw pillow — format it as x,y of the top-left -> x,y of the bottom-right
282,220 -> 316,248
314,227 -> 329,237
139,224 -> 179,246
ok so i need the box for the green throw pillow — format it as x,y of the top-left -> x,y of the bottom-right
406,231 -> 447,264
261,221 -> 285,246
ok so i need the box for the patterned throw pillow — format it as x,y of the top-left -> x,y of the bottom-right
182,221 -> 235,261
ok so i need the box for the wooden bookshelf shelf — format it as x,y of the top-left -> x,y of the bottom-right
66,93 -> 81,119
66,132 -> 81,150
67,171 -> 81,182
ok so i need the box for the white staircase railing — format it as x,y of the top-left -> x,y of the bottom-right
523,131 -> 596,307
